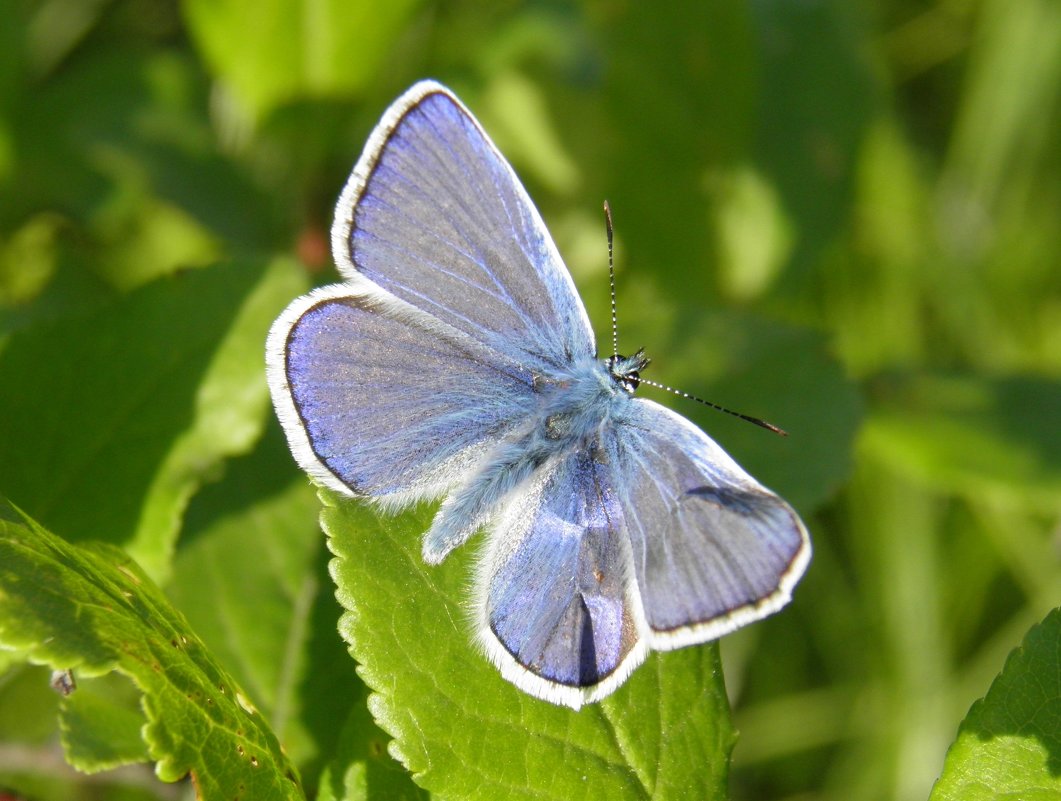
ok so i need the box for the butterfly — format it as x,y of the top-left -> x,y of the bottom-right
266,80 -> 811,709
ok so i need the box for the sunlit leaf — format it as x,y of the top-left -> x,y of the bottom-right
930,608 -> 1061,801
0,498 -> 305,800
183,0 -> 423,120
168,421 -> 358,770
0,259 -> 306,582
325,491 -> 735,800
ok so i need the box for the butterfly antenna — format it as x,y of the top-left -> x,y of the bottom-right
638,376 -> 789,436
604,200 -> 619,359
603,201 -> 784,437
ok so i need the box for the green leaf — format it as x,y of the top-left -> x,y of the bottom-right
930,607 -> 1061,801
183,0 -> 423,121
325,491 -> 735,800
315,705 -> 427,801
168,419 -> 360,771
58,674 -> 151,772
0,259 -> 307,582
0,498 -> 305,800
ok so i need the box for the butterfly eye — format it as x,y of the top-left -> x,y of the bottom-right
606,353 -> 648,394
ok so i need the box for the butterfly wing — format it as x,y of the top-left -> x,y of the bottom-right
475,440 -> 647,710
268,82 -> 594,502
268,287 -> 539,502
475,397 -> 809,709
333,81 -> 595,370
617,399 -> 810,647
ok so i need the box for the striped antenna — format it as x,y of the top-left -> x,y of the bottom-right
604,201 -> 619,359
602,201 -> 787,437
638,376 -> 788,435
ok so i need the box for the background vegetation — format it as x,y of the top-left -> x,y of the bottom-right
0,0 -> 1059,799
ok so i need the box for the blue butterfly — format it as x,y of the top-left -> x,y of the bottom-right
266,81 -> 810,709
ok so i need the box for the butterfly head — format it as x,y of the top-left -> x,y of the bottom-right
606,349 -> 650,394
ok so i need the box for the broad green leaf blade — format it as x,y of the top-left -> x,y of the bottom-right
0,259 -> 307,583
324,490 -> 735,800
314,703 -> 427,801
168,420 -> 361,771
0,499 -> 305,801
59,674 -> 151,772
930,608 -> 1061,801
183,0 -> 422,121
171,421 -> 424,800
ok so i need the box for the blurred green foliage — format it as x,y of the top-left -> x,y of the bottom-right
0,0 -> 1058,799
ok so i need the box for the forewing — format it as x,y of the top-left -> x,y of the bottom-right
266,285 -> 538,503
616,400 -> 810,647
333,81 -> 595,370
475,442 -> 646,709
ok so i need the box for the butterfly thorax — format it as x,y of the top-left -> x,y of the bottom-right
530,350 -> 648,449
420,354 -> 636,563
